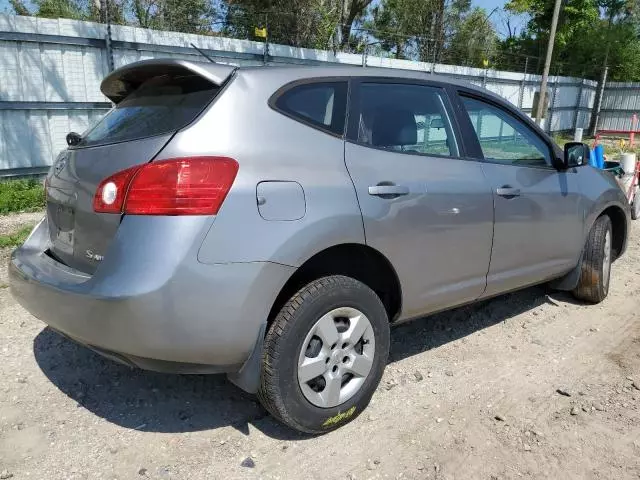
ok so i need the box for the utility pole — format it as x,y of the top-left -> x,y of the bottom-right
589,11 -> 616,135
535,0 -> 562,126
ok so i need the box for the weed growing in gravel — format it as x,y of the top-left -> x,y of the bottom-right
0,179 -> 45,214
0,225 -> 34,248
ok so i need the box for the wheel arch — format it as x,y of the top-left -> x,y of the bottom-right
596,204 -> 628,260
267,243 -> 403,326
543,203 -> 627,292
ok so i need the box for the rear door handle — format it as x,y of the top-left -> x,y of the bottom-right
496,186 -> 521,198
368,185 -> 410,198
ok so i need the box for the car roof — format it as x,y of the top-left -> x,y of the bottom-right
236,63 -> 485,92
103,58 -> 502,106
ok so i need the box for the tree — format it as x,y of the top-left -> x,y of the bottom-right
365,0 -> 410,58
446,7 -> 498,67
9,0 -> 125,24
339,0 -> 375,47
222,0 -> 341,49
366,0 -> 450,62
9,0 -> 31,16
30,0 -> 86,19
505,0 -> 599,65
502,0 -> 640,79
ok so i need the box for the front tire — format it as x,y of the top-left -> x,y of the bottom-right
258,275 -> 390,434
572,215 -> 613,303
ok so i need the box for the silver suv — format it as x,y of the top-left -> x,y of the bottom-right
10,59 -> 630,433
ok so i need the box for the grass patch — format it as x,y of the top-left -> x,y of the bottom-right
0,179 -> 45,214
0,225 -> 33,248
552,134 -> 575,148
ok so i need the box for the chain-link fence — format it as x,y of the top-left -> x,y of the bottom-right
197,8 -> 601,80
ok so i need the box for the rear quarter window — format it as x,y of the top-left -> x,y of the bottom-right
272,81 -> 348,136
78,74 -> 218,148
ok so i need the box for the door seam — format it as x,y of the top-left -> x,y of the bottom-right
342,140 -> 368,244
479,163 -> 495,299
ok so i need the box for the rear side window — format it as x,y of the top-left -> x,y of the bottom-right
78,74 -> 218,147
273,81 -> 348,136
352,82 -> 459,158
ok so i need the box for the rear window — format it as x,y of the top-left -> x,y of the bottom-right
273,81 -> 348,136
78,74 -> 218,147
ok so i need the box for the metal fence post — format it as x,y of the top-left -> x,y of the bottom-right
101,0 -> 114,71
518,56 -> 528,109
573,77 -> 585,133
547,77 -> 558,133
589,66 -> 609,136
263,13 -> 269,65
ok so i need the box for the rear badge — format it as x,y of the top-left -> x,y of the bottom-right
53,152 -> 68,175
85,250 -> 104,262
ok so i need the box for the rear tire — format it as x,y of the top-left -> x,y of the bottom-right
572,215 -> 613,304
258,275 -> 390,434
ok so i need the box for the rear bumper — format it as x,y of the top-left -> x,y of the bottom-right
9,217 -> 294,373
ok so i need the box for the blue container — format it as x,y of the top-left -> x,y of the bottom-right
595,144 -> 605,169
589,148 -> 598,167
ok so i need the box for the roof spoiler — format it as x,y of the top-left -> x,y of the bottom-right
100,59 -> 237,104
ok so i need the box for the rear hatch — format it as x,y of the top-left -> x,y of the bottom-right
45,59 -> 235,274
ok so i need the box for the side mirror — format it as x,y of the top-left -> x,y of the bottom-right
66,132 -> 82,146
563,142 -> 589,169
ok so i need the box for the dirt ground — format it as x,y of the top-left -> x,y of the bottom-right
0,213 -> 639,480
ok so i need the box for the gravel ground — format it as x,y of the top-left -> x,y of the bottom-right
0,212 -> 44,237
0,215 -> 639,480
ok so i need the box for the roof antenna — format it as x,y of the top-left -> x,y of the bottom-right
191,43 -> 217,63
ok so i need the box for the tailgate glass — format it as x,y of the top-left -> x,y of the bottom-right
79,74 -> 219,148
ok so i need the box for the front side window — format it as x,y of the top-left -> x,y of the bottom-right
274,81 -> 348,136
353,83 -> 459,158
461,96 -> 552,167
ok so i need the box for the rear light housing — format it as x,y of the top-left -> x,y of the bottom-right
93,165 -> 140,214
93,157 -> 238,215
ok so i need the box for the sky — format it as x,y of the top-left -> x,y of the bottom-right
0,0 -> 526,38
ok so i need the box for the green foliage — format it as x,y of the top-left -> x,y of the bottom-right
223,0 -> 342,50
0,179 -> 45,215
447,8 -> 498,67
9,0 -> 30,16
130,0 -> 216,33
6,0 -> 640,81
366,0 -> 498,65
506,0 -> 599,48
367,0 -> 449,61
9,0 -> 125,23
36,0 -> 85,19
503,0 -> 640,80
0,226 -> 34,248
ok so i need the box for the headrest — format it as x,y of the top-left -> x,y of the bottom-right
371,107 -> 417,147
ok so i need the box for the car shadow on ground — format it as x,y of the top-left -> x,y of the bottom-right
33,284 -> 561,440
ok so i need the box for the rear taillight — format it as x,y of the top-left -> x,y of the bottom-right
93,157 -> 238,215
93,165 -> 141,214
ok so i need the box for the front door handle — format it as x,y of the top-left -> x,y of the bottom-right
496,186 -> 521,198
368,184 -> 410,198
